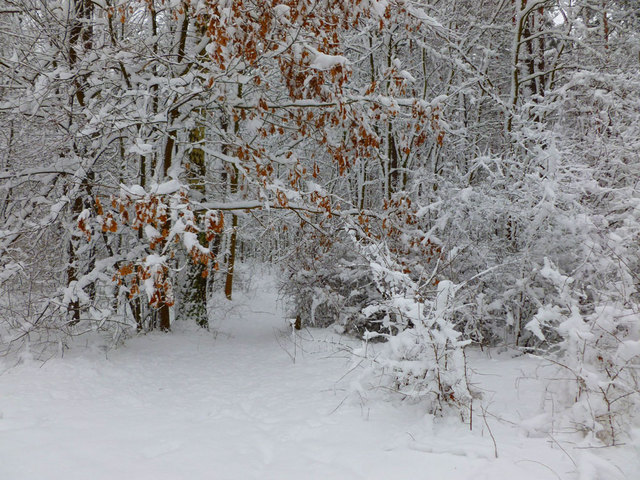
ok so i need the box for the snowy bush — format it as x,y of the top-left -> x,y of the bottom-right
526,258 -> 640,445
281,229 -> 390,336
349,239 -> 475,417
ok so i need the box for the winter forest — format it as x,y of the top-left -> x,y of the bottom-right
0,0 -> 639,478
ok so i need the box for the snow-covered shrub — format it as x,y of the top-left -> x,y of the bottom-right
526,258 -> 640,445
281,228 -> 391,336
352,239 -> 474,417
566,306 -> 640,445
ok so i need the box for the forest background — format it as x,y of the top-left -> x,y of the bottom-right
1,0 -> 639,446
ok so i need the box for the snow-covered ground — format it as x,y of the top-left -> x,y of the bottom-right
0,277 -> 637,479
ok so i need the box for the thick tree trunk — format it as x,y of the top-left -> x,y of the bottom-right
184,109 -> 209,326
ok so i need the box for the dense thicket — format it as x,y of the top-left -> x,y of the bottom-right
1,0 -> 638,443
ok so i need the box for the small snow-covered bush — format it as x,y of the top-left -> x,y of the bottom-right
358,283 -> 474,416
350,239 -> 474,417
282,223 -> 476,417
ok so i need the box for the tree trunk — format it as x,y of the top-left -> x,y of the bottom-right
156,115 -> 177,332
224,167 -> 238,301
66,0 -> 94,324
184,108 -> 209,326
224,84 -> 242,301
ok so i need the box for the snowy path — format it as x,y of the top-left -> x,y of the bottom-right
0,282 -> 635,479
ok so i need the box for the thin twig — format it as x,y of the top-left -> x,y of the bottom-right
481,405 -> 498,458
